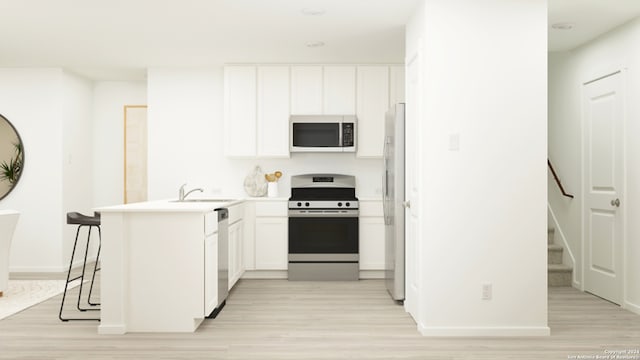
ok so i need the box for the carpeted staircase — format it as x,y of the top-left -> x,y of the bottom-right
548,228 -> 572,287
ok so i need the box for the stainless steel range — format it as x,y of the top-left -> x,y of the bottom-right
288,174 -> 359,281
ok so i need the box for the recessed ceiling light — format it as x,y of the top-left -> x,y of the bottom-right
301,8 -> 325,16
551,22 -> 574,30
306,41 -> 325,48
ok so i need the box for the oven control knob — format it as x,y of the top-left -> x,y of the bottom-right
297,202 -> 302,207
305,202 -> 310,207
338,202 -> 343,207
346,202 -> 350,207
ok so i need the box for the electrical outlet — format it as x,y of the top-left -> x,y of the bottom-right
482,283 -> 492,300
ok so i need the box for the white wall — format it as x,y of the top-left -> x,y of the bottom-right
147,67 -> 383,201
0,68 -> 65,271
0,68 -> 97,272
409,0 -> 548,336
548,16 -> 640,314
61,71 -> 95,267
92,81 -> 147,207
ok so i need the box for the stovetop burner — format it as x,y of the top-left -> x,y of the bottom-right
289,174 -> 358,209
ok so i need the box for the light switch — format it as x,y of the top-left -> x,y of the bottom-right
449,133 -> 460,151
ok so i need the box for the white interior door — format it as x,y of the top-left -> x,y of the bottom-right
583,71 -> 624,305
404,49 -> 421,320
125,105 -> 148,204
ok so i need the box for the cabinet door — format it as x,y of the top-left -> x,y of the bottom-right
291,66 -> 323,115
228,224 -> 236,290
257,66 -> 290,158
234,222 -> 243,281
224,66 -> 257,157
359,217 -> 385,270
323,66 -> 356,115
255,217 -> 288,270
228,221 -> 244,289
356,66 -> 389,158
389,65 -> 405,105
204,233 -> 218,316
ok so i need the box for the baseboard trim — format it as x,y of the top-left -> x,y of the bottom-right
359,270 -> 384,279
10,256 -> 98,274
241,270 -> 288,279
418,324 -> 550,337
241,269 -> 385,280
98,324 -> 127,335
10,266 -> 67,273
624,300 -> 640,316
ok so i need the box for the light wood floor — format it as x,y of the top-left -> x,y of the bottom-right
0,279 -> 639,359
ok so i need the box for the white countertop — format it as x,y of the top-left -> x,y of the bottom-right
358,196 -> 383,201
95,199 -> 242,213
95,195 -> 378,213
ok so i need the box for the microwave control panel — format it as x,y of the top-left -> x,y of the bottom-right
342,123 -> 355,147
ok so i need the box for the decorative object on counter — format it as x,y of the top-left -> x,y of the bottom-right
0,114 -> 25,201
244,165 -> 267,197
265,171 -> 282,197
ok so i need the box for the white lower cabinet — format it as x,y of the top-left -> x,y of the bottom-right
255,217 -> 288,270
252,201 -> 288,270
359,200 -> 385,271
228,220 -> 244,289
204,216 -> 218,317
359,217 -> 385,270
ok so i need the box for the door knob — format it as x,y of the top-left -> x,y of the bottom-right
403,201 -> 411,209
611,198 -> 620,207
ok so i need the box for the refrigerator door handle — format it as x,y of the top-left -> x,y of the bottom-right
382,138 -> 389,224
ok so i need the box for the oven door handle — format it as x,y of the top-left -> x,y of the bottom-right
288,210 -> 359,218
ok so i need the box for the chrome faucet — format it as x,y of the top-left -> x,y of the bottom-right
179,183 -> 204,201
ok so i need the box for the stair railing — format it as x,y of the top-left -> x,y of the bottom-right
548,159 -> 574,199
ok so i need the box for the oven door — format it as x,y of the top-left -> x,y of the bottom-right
288,211 -> 358,261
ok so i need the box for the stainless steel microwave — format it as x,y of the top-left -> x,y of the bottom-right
290,115 -> 357,153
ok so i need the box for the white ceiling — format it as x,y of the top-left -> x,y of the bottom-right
0,0 -> 419,80
548,0 -> 640,51
0,0 -> 639,80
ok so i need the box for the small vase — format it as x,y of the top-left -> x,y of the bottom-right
267,182 -> 278,198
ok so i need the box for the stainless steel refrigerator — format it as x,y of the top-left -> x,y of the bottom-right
384,103 -> 405,301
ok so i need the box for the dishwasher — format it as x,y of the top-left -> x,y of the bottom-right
208,207 -> 228,318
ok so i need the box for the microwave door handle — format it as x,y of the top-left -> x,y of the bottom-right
339,123 -> 343,147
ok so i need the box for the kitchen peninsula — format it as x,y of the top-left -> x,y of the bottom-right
96,199 -> 240,335
95,195 -> 383,334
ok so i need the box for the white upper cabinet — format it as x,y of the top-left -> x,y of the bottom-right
257,66 -> 291,158
356,66 -> 390,158
323,66 -> 356,115
224,66 -> 257,157
291,66 -> 323,115
389,65 -> 405,106
224,64 -> 402,158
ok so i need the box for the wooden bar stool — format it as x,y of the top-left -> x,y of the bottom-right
59,212 -> 101,321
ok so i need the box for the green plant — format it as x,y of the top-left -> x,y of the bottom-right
0,142 -> 23,185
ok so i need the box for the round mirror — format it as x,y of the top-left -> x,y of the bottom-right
0,114 -> 24,200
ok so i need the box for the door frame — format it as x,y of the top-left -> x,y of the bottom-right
580,65 -> 627,306
403,43 -> 423,322
124,105 -> 148,204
